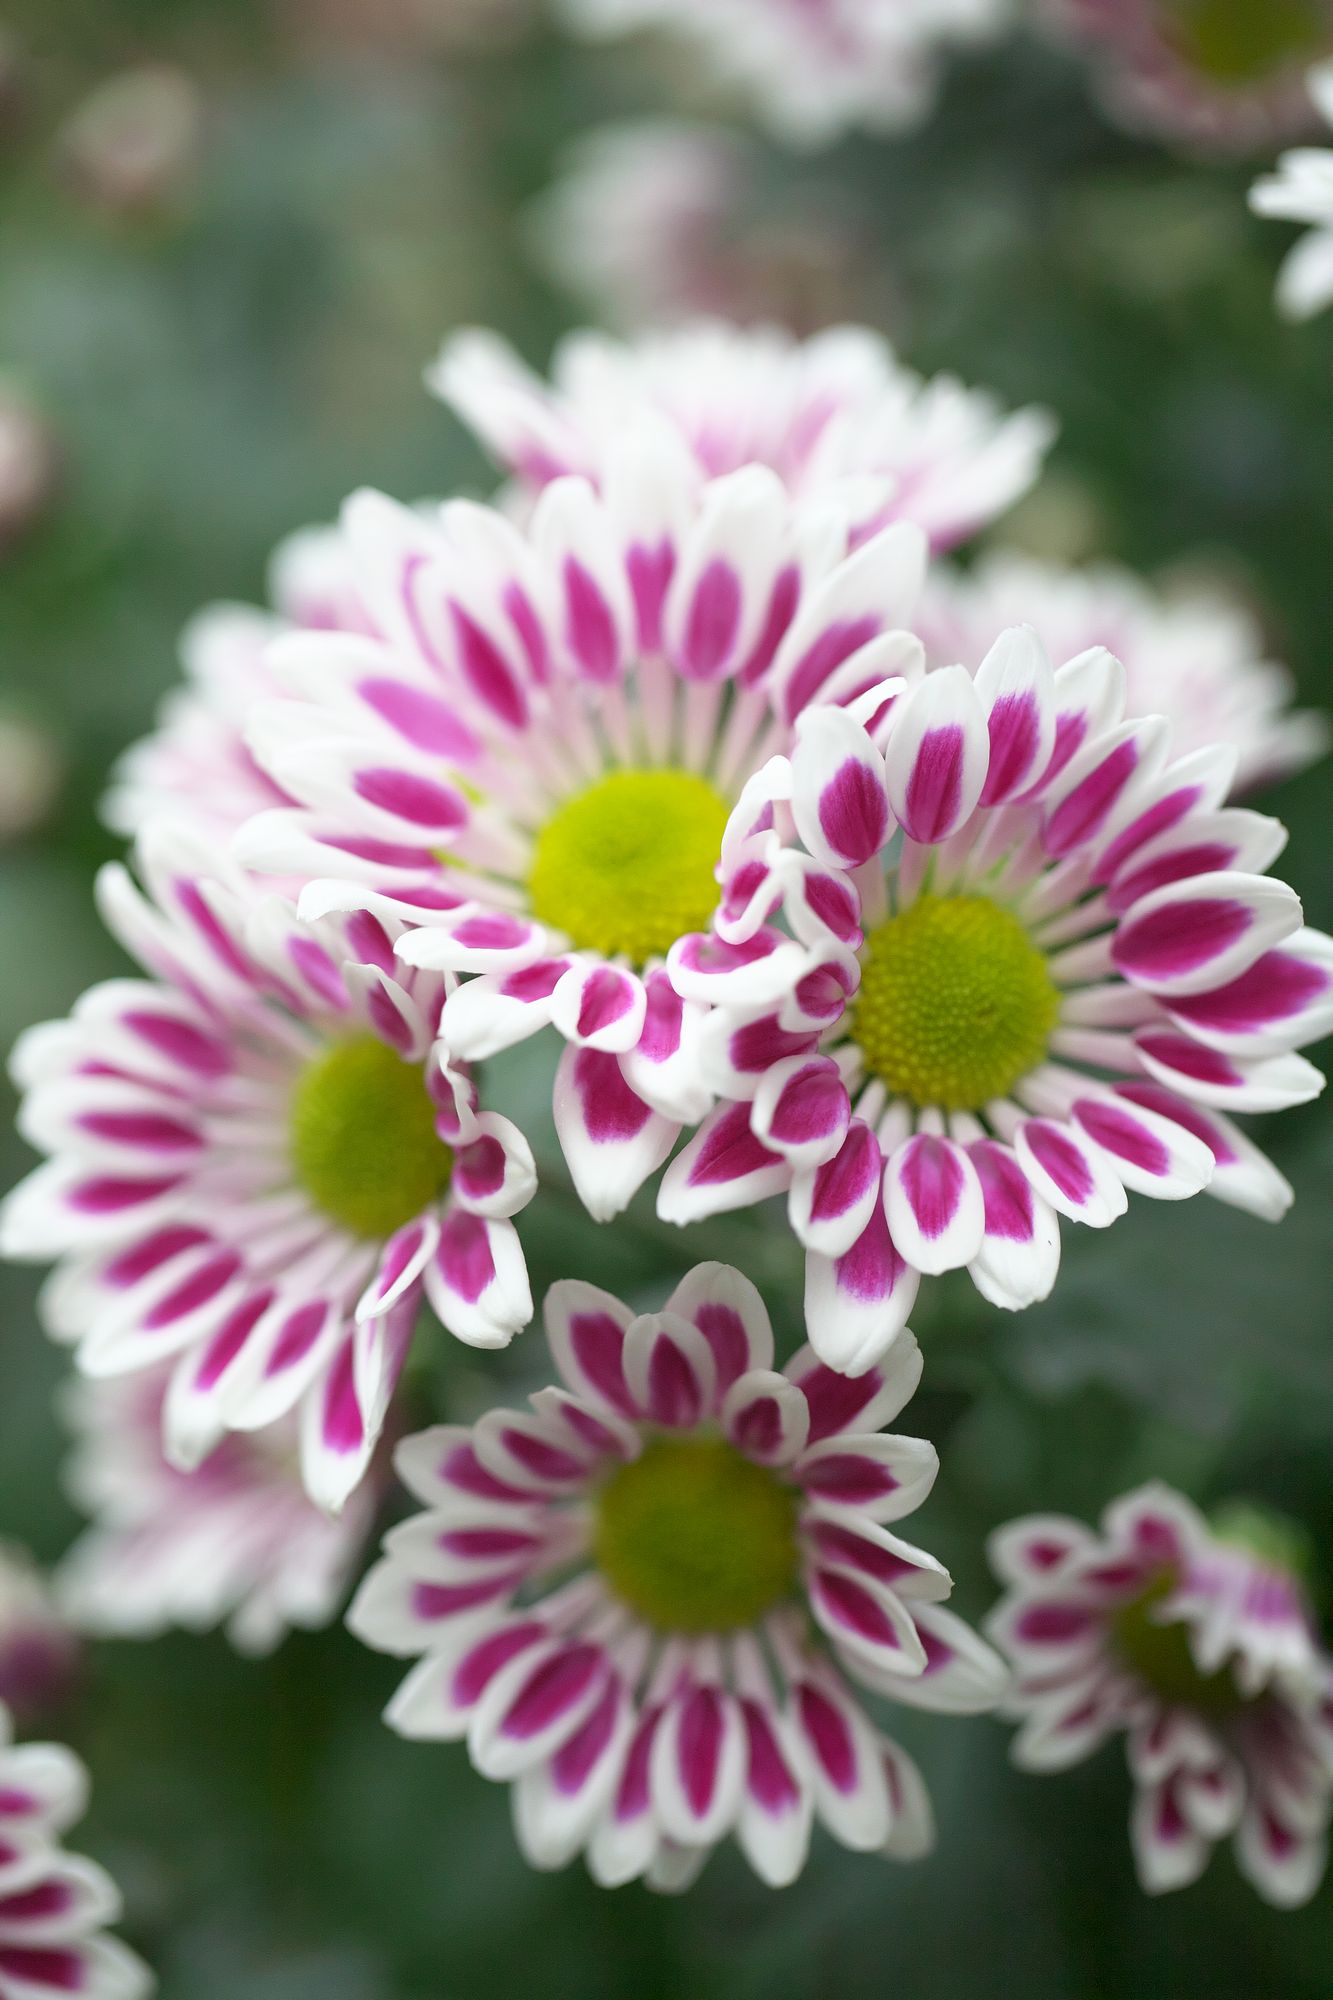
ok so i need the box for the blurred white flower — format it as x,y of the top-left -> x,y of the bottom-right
1251,62 -> 1333,315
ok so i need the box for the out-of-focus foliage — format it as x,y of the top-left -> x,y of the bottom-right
0,6 -> 1329,1996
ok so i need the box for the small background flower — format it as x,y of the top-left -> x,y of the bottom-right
987,1484 -> 1333,1907
1250,62 -> 1333,316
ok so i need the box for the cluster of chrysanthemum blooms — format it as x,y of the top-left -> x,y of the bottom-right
3,318 -> 1332,1937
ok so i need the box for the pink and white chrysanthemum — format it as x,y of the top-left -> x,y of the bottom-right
0,1549 -> 77,1727
0,1703 -> 151,1998
555,0 -> 1007,149
1251,63 -> 1333,317
57,1369 -> 382,1655
0,824 -> 537,1511
1041,0 -> 1333,152
103,520 -> 375,845
431,323 -> 1053,556
986,1485 -> 1333,1907
233,434 -> 931,1223
918,552 -> 1328,795
349,1262 -> 1005,1889
659,630 -> 1332,1372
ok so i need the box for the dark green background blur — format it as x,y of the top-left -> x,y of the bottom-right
1,5 -> 1330,1996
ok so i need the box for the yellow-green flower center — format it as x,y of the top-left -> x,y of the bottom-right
593,1436 -> 799,1634
1112,1573 -> 1245,1714
289,1034 -> 452,1239
1161,0 -> 1325,84
527,768 -> 729,966
850,894 -> 1060,1111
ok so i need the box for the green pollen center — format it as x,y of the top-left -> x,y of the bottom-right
1161,0 -> 1326,83
527,768 -> 729,966
289,1034 -> 452,1240
593,1436 -> 799,1634
851,894 -> 1060,1112
1112,1573 -> 1246,1714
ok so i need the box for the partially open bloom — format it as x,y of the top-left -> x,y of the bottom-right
1041,0 -> 1333,152
234,433 -> 930,1222
986,1486 -> 1333,1907
1251,62 -> 1333,317
555,0 -> 1007,149
0,1703 -> 151,1997
0,1549 -> 77,1726
919,552 -> 1327,795
527,123 -> 894,335
1,825 -> 537,1510
104,521 -> 374,846
350,1262 -> 1005,1888
432,323 -> 1053,555
58,1369 -> 382,1654
661,631 -> 1331,1371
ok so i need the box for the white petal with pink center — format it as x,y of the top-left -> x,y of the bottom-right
986,1483 -> 1333,1908
431,322 -> 1052,554
1,824 -> 537,1513
918,550 -> 1327,795
234,425 -> 940,1221
349,1262 -> 1005,1889
0,1703 -> 151,1997
660,628 -> 1329,1371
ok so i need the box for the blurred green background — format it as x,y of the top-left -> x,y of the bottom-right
1,5 -> 1330,1996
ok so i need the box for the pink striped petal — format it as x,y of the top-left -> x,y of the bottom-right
1132,1030 -> 1323,1113
623,1311 -> 717,1427
1013,1116 -> 1129,1228
721,1370 -> 810,1466
651,1681 -> 746,1846
550,962 -> 646,1053
1163,931 -> 1333,1055
424,1209 -> 532,1348
804,1190 -> 919,1376
750,1054 -> 850,1170
451,1113 -> 538,1220
553,1045 -> 678,1222
789,1118 -> 883,1260
1115,1082 -> 1294,1222
790,707 -> 890,870
792,1673 -> 891,1851
1041,718 -> 1168,860
795,1433 -> 938,1524
973,625 -> 1055,805
662,1262 -> 774,1387
884,1135 -> 985,1275
1112,873 -> 1302,997
966,1138 -> 1061,1312
883,666 -> 988,845
657,1102 -> 790,1225
542,1281 -> 636,1417
1071,1094 -> 1215,1199
882,1602 -> 1009,1714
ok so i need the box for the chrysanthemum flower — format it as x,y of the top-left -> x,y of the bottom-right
0,1549 -> 77,1726
233,434 -> 930,1222
1251,62 -> 1333,316
57,1369 -> 382,1654
1041,0 -> 1333,152
0,825 -> 537,1510
919,552 -> 1327,795
555,0 -> 1007,149
659,631 -> 1332,1371
432,322 -> 1053,555
986,1485 -> 1333,1907
0,1702 -> 151,1997
349,1261 -> 1005,1888
103,520 -> 374,846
